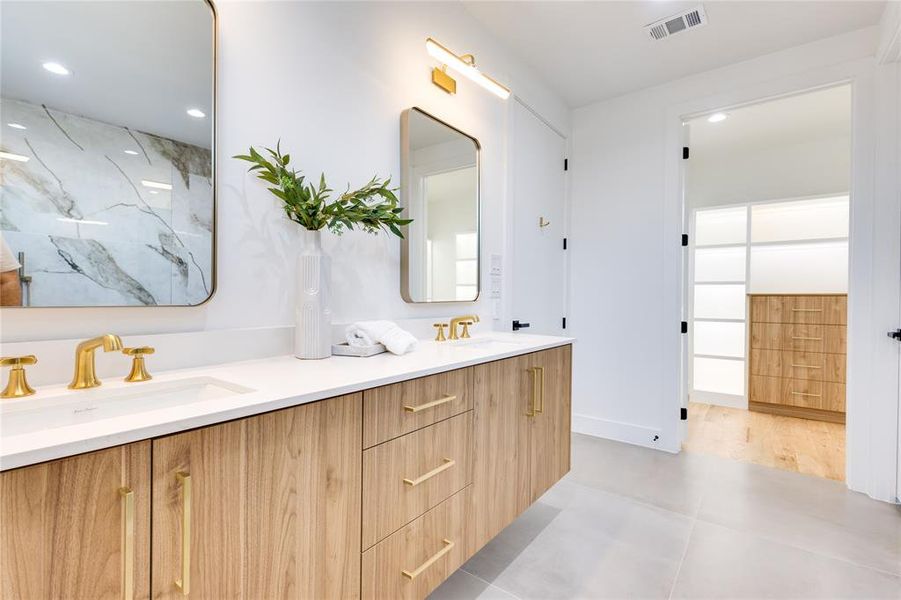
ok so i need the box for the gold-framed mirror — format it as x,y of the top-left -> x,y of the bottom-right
400,107 -> 480,304
0,0 -> 216,307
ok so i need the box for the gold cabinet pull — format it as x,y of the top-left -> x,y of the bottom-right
537,367 -> 545,414
119,487 -> 135,600
791,391 -> 822,397
791,336 -> 822,341
175,471 -> 191,595
403,458 -> 455,487
526,367 -> 540,417
791,364 -> 822,369
792,308 -> 823,312
404,394 -> 456,413
402,539 -> 454,580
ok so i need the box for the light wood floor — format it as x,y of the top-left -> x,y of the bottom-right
683,402 -> 845,481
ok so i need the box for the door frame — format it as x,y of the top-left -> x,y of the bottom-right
663,61 -> 900,503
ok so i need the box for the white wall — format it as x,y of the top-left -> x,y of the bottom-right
569,25 -> 900,502
0,0 -> 568,343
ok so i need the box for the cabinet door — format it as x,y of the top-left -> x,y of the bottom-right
1,442 -> 151,600
151,394 -> 361,600
468,354 -> 532,555
529,345 -> 572,502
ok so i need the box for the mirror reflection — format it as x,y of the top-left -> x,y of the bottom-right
401,108 -> 479,303
0,0 -> 215,307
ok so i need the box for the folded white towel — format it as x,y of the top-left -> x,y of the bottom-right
345,320 -> 418,355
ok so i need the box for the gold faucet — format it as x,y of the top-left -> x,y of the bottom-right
69,334 -> 123,389
448,314 -> 480,340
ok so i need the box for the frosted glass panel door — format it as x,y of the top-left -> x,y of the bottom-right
691,206 -> 748,404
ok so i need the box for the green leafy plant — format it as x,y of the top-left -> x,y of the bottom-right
234,142 -> 412,238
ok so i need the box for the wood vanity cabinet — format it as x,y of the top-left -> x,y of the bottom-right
151,392 -> 362,600
0,343 -> 572,600
1,442 -> 151,600
469,344 -> 572,555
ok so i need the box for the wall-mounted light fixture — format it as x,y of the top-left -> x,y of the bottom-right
426,37 -> 511,99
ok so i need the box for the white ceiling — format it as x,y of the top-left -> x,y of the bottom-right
1,1 -> 213,147
462,1 -> 886,107
687,84 -> 852,154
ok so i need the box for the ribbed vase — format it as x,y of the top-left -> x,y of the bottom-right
294,229 -> 332,359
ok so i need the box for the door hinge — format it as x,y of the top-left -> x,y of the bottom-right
563,237 -> 568,250
682,146 -> 690,160
680,407 -> 688,420
681,234 -> 688,247
564,158 -> 569,171
681,321 -> 688,334
562,317 -> 567,329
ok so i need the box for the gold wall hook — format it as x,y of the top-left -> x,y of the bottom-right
539,216 -> 551,228
123,346 -> 155,382
0,355 -> 37,399
433,323 -> 448,342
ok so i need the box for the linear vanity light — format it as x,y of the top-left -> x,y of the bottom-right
425,37 -> 510,99
0,151 -> 29,163
141,180 -> 173,191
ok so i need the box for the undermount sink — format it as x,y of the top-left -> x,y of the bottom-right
450,337 -> 531,351
1,376 -> 254,438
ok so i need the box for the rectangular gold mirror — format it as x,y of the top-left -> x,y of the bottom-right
400,107 -> 480,303
0,0 -> 216,307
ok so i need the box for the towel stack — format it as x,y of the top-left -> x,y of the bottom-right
345,320 -> 418,355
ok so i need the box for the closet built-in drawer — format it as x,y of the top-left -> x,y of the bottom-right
362,486 -> 470,600
749,375 -> 845,412
362,411 -> 473,549
749,295 -> 847,325
749,349 -> 846,383
363,367 -> 473,448
749,323 -> 846,354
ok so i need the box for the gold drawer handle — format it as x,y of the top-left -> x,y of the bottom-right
402,539 -> 455,580
791,336 -> 822,341
404,394 -> 456,413
175,471 -> 191,595
792,308 -> 823,312
403,458 -> 455,487
119,487 -> 135,600
791,364 -> 822,369
791,391 -> 822,397
526,367 -> 542,417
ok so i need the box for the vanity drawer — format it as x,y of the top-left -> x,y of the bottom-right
749,375 -> 845,412
749,295 -> 846,325
362,411 -> 472,549
362,487 -> 469,600
363,367 -> 474,448
749,323 -> 845,354
749,349 -> 846,383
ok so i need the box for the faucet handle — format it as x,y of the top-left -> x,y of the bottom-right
0,355 -> 37,399
123,347 -> 154,383
433,323 -> 448,342
461,321 -> 474,339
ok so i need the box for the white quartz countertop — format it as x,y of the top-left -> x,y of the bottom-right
0,333 -> 574,471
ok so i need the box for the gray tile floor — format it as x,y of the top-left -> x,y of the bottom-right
431,433 -> 901,599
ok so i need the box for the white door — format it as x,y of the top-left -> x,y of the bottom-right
510,100 -> 566,335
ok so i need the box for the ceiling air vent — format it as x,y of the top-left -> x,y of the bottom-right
645,5 -> 708,41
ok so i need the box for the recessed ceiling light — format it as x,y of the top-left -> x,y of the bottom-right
141,180 -> 172,191
42,61 -> 70,76
7,123 -> 27,130
186,108 -> 206,118
0,151 -> 29,162
707,112 -> 728,123
124,150 -> 139,155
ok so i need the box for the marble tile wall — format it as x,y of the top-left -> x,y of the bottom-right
0,97 -> 212,306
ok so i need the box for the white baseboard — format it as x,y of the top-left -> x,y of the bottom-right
572,413 -> 676,453
689,390 -> 747,409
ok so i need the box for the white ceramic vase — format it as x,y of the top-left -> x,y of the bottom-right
294,229 -> 332,359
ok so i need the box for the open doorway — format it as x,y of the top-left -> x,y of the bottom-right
682,85 -> 851,481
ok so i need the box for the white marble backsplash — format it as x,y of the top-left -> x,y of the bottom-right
0,97 -> 212,306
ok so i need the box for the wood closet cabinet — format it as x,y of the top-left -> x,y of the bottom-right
469,345 -> 572,554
